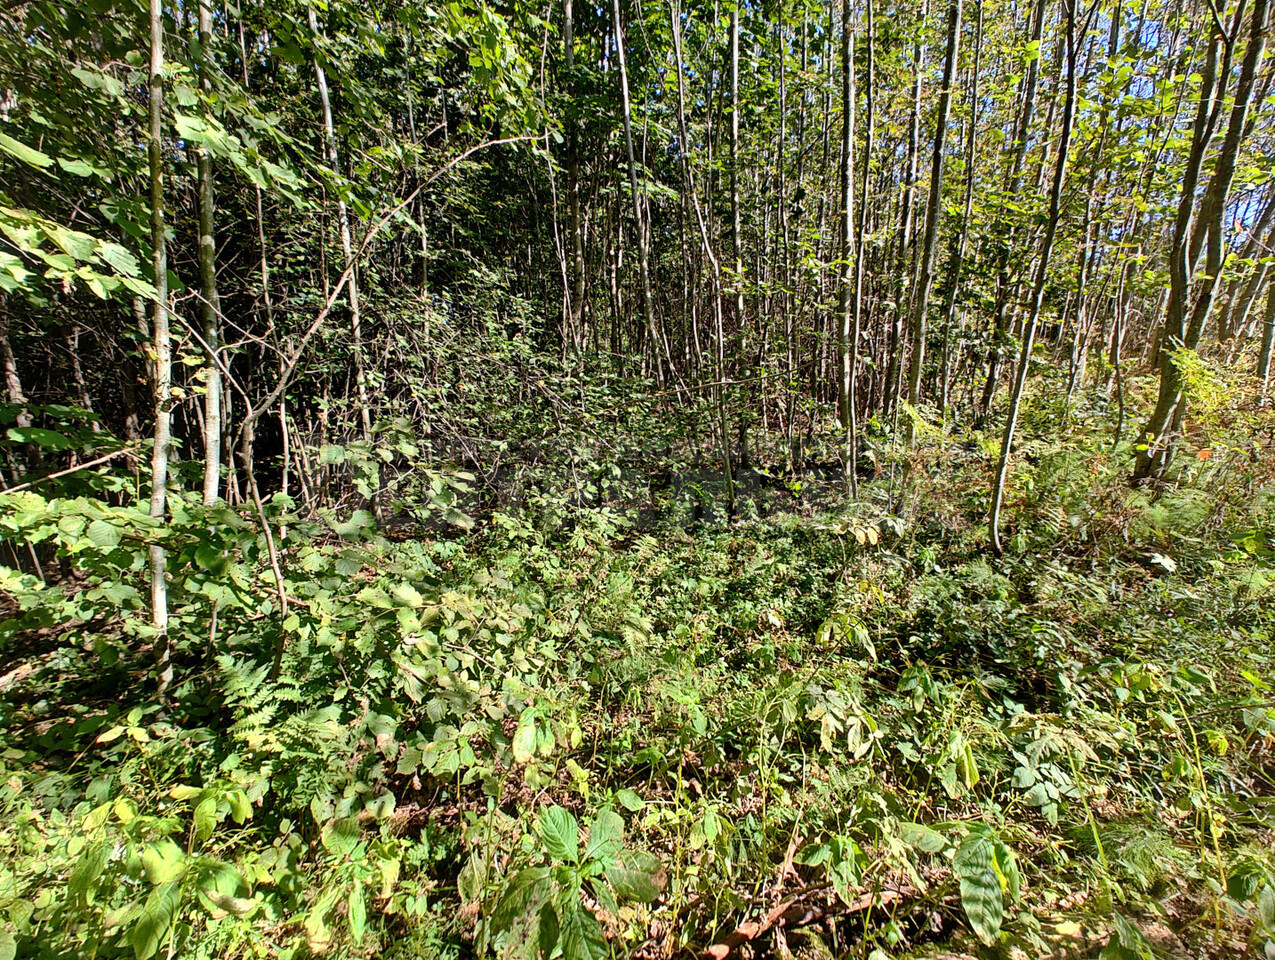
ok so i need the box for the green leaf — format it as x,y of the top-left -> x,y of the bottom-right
899,821 -> 947,854
992,836 -> 1021,903
141,839 -> 185,883
491,866 -> 552,930
68,841 -> 110,904
604,850 -> 665,902
512,710 -> 538,765
97,242 -> 141,277
0,133 -> 53,169
320,817 -> 362,857
194,544 -> 229,575
333,509 -> 376,538
1100,914 -> 1154,959
193,796 -> 218,843
200,889 -> 258,918
348,888 -> 366,943
228,789 -> 252,824
1258,884 -> 1275,932
364,793 -> 395,821
0,930 -> 15,960
794,843 -> 831,867
615,789 -> 645,811
538,902 -> 560,957
559,900 -> 606,960
86,519 -> 121,550
393,582 -> 425,607
6,427 -> 72,450
537,806 -> 578,864
954,830 -> 1002,945
583,809 -> 623,864
129,881 -> 180,960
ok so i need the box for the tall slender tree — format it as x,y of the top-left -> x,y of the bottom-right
990,0 -> 1079,555
309,6 -> 373,451
147,0 -> 172,695
1134,0 -> 1269,479
905,0 -> 962,442
836,0 -> 857,493
612,0 -> 665,382
195,0 -> 222,506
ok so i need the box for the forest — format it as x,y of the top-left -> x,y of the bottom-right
0,0 -> 1273,955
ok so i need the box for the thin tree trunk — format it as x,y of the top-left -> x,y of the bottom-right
196,0 -> 222,506
670,0 -> 733,513
0,309 -> 30,436
905,0 -> 962,442
729,3 -> 745,355
1258,279 -> 1275,398
939,0 -> 981,414
148,0 -> 173,697
885,19 -> 925,419
990,0 -> 1078,556
65,324 -> 100,431
1135,0 -> 1268,478
722,0 -> 744,513
849,0 -> 874,496
309,7 -> 373,449
980,0 -> 1047,415
612,0 -> 666,383
836,0 -> 856,495
564,0 -> 588,352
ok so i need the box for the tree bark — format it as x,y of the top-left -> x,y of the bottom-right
564,0 -> 588,352
612,0 -> 665,383
836,0 -> 856,495
1134,0 -> 1268,479
905,0 -> 962,441
990,0 -> 1078,556
148,0 -> 173,697
309,6 -> 373,450
196,0 -> 222,506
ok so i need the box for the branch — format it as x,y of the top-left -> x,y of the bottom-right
1,446 -> 141,495
236,134 -> 537,447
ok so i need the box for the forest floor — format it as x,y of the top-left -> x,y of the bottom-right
2,383 -> 1274,960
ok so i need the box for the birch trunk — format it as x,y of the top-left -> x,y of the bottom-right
148,0 -> 173,696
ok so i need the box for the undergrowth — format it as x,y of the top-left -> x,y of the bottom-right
1,376 -> 1273,960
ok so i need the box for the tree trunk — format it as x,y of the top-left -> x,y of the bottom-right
148,0 -> 173,697
612,0 -> 665,383
729,4 -> 745,357
990,0 -> 1078,556
850,0 -> 875,494
670,0 -> 734,515
196,0 -> 222,506
1258,279 -> 1275,398
309,7 -> 373,450
905,0 -> 962,441
980,0 -> 1047,415
836,0 -> 857,495
564,0 -> 588,352
1134,0 -> 1268,479
939,0 -> 981,414
885,19 -> 925,419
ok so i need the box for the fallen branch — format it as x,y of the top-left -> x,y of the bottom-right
703,888 -> 904,959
